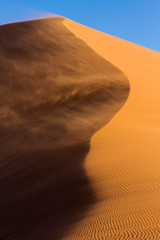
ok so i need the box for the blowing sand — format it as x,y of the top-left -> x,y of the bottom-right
63,19 -> 160,239
0,17 -> 129,239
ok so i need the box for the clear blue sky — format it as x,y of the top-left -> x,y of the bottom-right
0,0 -> 160,52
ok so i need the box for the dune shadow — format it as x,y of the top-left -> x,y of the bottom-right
0,17 -> 130,239
1,143 -> 95,240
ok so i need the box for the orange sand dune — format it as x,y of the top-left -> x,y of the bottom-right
1,15 -> 160,239
63,19 -> 160,239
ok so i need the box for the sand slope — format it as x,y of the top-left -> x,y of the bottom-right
0,17 -> 129,239
63,19 -> 160,239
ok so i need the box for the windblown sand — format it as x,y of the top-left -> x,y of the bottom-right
0,17 -> 129,239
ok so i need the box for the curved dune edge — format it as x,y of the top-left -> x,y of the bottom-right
0,17 -> 129,240
64,18 -> 160,239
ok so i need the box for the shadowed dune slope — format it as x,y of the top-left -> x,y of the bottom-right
0,17 -> 129,239
64,18 -> 160,239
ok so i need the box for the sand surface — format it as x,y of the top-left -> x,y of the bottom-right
63,19 -> 160,239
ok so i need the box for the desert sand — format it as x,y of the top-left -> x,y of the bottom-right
0,16 -> 160,239
63,19 -> 160,239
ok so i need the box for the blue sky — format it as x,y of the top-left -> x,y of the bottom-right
0,0 -> 160,52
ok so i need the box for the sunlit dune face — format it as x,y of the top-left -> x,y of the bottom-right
63,17 -> 160,240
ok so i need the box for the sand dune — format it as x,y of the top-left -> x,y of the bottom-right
0,17 -> 129,239
1,15 -> 160,239
63,19 -> 160,239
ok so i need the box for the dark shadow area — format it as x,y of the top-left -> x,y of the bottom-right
0,17 -> 129,239
1,143 -> 95,240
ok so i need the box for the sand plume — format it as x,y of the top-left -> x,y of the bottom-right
0,17 -> 129,239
